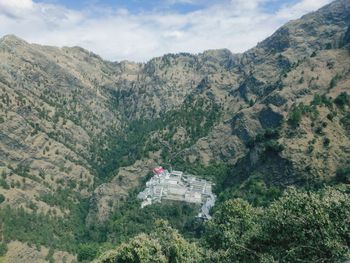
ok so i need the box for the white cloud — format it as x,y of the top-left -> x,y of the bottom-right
0,0 -> 333,62
276,0 -> 332,20
0,0 -> 33,10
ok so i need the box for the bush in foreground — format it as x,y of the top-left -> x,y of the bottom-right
95,187 -> 350,263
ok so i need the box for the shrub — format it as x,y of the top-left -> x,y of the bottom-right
336,167 -> 350,183
0,194 -> 5,204
263,128 -> 280,139
315,126 -> 324,135
340,112 -> 350,131
0,243 -> 7,256
95,221 -> 202,263
247,129 -> 280,148
327,112 -> 336,121
204,199 -> 260,261
77,243 -> 99,262
288,106 -> 302,127
152,220 -> 203,263
256,188 -> 350,262
335,92 -> 350,109
323,137 -> 330,147
312,94 -> 333,108
308,145 -> 314,153
264,140 -> 285,153
96,234 -> 166,263
0,179 -> 9,190
329,74 -> 341,90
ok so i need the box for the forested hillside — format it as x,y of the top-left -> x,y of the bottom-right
0,0 -> 350,262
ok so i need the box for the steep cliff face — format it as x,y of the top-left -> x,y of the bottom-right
0,0 -> 350,261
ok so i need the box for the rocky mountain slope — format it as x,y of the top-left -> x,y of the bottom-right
0,0 -> 350,262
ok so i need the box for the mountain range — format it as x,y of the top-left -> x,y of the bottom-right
0,0 -> 350,262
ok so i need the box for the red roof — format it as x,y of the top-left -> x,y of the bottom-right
153,167 -> 165,174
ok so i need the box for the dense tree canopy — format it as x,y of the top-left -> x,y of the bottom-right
95,220 -> 203,263
95,186 -> 350,263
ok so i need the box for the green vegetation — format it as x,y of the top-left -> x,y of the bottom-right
0,95 -> 223,261
2,8 -> 350,263
247,128 -> 280,148
0,194 -> 5,204
288,94 -> 336,129
1,98 -> 349,263
218,175 -> 283,207
263,139 -> 285,153
335,92 -> 350,109
44,248 -> 54,263
0,194 -> 96,255
288,102 -> 319,127
336,167 -> 350,184
0,243 -> 7,257
341,112 -> 350,131
249,187 -> 350,263
288,105 -> 303,127
95,186 -> 350,263
97,220 -> 202,263
287,93 -> 350,142
0,178 -> 9,190
247,128 -> 284,154
108,194 -> 201,244
98,234 -> 168,263
2,84 -> 349,263
204,198 -> 261,262
311,94 -> 333,108
93,91 -> 350,262
77,243 -> 100,262
333,92 -> 350,133
89,97 -> 221,182
329,74 -> 341,90
323,137 -> 331,147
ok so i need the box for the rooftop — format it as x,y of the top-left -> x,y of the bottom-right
137,166 -> 216,219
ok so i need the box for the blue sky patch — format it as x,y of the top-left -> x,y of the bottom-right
35,0 -> 207,13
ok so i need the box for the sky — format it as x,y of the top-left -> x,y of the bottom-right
0,0 -> 333,62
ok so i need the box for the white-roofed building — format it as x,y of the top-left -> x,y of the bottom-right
137,166 -> 216,220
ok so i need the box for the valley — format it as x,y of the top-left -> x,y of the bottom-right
0,0 -> 350,262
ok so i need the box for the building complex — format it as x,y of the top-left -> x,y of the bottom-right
137,166 -> 216,219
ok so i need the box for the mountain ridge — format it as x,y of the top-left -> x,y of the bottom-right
0,0 -> 350,262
